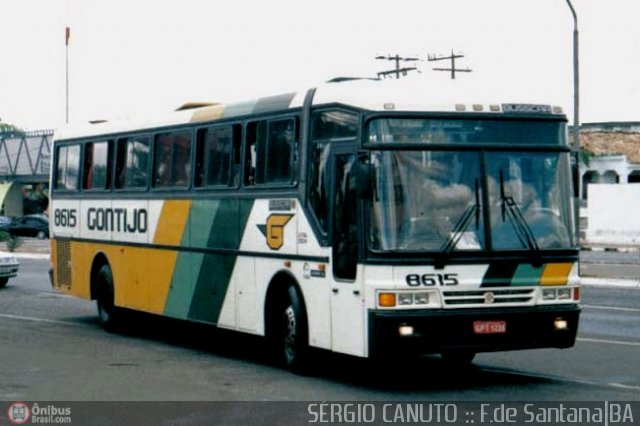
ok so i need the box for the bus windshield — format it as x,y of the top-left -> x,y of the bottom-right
367,119 -> 575,253
367,117 -> 566,146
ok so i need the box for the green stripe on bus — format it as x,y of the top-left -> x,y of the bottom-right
480,262 -> 519,287
163,200 -> 221,319
510,263 -> 545,286
187,199 -> 254,323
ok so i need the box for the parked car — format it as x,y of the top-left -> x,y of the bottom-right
0,250 -> 19,288
0,215 -> 50,239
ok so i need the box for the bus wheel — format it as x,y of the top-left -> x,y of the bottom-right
278,286 -> 310,373
441,350 -> 476,365
0,277 -> 8,289
96,264 -> 121,332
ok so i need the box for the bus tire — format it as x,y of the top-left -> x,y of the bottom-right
0,277 -> 8,289
96,264 -> 122,332
441,350 -> 476,365
277,285 -> 310,373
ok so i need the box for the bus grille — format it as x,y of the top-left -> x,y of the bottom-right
56,240 -> 72,288
442,288 -> 535,307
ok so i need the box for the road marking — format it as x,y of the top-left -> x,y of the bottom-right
483,366 -> 640,393
0,313 -> 76,326
13,253 -> 50,260
577,337 -> 640,347
607,382 -> 640,391
38,292 -> 74,299
582,304 -> 640,313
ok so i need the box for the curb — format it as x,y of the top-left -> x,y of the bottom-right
581,246 -> 640,253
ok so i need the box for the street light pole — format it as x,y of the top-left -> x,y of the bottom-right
564,0 -> 581,243
564,0 -> 579,152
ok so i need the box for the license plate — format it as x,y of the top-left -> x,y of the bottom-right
473,320 -> 506,334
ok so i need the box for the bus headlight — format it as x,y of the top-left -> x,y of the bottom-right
541,287 -> 576,302
557,288 -> 572,300
377,291 -> 438,308
542,289 -> 557,300
414,292 -> 429,305
554,318 -> 568,330
398,293 -> 413,305
398,325 -> 414,336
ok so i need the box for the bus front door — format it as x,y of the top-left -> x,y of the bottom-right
330,152 -> 365,357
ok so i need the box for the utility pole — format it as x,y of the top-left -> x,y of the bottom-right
375,54 -> 419,79
65,27 -> 70,124
428,50 -> 472,79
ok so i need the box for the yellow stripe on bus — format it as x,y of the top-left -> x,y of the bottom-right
153,200 -> 191,245
540,263 -> 573,286
148,200 -> 192,313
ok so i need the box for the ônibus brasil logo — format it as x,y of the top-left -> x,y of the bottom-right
7,401 -> 31,424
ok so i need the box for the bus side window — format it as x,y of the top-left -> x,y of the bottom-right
83,141 -> 111,191
55,146 -> 68,190
196,125 -> 238,188
266,118 -> 297,184
55,144 -> 81,191
245,118 -> 297,186
115,136 -> 150,190
245,121 -> 266,186
152,131 -> 192,188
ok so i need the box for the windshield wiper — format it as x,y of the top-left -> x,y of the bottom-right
499,170 -> 539,251
439,178 -> 481,255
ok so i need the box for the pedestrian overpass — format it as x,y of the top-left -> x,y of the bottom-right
0,130 -> 52,183
0,130 -> 52,216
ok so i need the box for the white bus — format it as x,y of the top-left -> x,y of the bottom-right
50,80 -> 580,371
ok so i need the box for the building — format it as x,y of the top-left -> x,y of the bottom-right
579,122 -> 640,197
577,122 -> 640,248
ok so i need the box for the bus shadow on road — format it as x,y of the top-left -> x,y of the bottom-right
94,309 -> 556,392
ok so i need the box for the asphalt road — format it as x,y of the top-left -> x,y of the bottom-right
580,250 -> 640,280
1,258 -> 639,405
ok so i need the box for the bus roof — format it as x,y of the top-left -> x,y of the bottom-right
55,79 -> 565,141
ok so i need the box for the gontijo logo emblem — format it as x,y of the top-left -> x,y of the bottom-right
257,214 -> 294,250
7,402 -> 31,424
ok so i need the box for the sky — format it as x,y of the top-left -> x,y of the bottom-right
0,0 -> 639,130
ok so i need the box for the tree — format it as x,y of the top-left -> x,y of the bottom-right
0,120 -> 25,137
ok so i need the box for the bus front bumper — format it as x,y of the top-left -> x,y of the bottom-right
368,304 -> 580,357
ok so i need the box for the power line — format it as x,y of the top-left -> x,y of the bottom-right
428,50 -> 472,79
375,54 -> 420,79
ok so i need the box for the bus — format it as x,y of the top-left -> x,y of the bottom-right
50,80 -> 580,370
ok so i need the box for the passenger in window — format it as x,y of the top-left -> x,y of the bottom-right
157,149 -> 172,186
208,131 -> 227,185
174,136 -> 191,186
